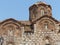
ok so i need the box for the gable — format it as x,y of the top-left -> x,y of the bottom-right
0,18 -> 21,31
32,15 -> 59,24
31,15 -> 59,32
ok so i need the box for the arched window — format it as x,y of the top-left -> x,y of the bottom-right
45,39 -> 50,45
8,30 -> 14,36
41,10 -> 44,16
45,36 -> 50,45
44,23 -> 48,30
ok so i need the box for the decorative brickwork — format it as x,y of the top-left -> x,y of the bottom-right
0,1 -> 60,45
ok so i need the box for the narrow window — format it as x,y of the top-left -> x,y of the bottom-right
44,23 -> 48,30
8,30 -> 14,39
8,30 -> 14,36
45,36 -> 50,45
41,10 -> 44,16
45,39 -> 50,45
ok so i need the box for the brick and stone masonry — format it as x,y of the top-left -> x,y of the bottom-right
0,1 -> 60,45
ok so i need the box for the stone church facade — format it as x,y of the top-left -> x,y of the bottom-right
0,2 -> 60,45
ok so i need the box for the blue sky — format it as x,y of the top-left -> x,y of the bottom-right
0,0 -> 60,21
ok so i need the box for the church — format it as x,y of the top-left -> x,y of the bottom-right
0,1 -> 60,45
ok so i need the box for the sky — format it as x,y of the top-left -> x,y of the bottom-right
0,0 -> 60,21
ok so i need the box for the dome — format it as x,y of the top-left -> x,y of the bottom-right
35,1 -> 47,5
29,1 -> 52,10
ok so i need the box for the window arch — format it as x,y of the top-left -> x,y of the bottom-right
8,30 -> 14,37
41,9 -> 44,16
44,23 -> 48,30
45,36 -> 51,45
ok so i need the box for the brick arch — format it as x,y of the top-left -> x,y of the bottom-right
1,22 -> 20,29
38,6 -> 45,12
0,19 -> 22,36
43,36 -> 54,45
37,18 -> 55,31
0,22 -> 21,33
0,18 -> 21,29
39,18 -> 55,25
